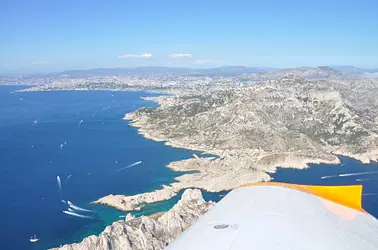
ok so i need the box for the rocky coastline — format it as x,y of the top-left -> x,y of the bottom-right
54,76 -> 378,249
92,185 -> 177,212
52,189 -> 214,250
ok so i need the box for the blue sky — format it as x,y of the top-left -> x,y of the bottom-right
1,0 -> 378,74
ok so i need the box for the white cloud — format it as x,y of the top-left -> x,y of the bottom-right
118,53 -> 154,59
193,59 -> 213,65
31,61 -> 49,65
168,53 -> 193,59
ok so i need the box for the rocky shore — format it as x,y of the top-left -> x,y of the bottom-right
52,189 -> 214,250
92,185 -> 177,212
94,77 -> 378,212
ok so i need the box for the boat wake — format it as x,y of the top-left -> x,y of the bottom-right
116,161 -> 142,172
321,171 -> 378,179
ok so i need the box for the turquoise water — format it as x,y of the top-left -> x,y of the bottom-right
0,86 -> 209,250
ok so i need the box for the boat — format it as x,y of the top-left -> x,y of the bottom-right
29,234 -> 39,243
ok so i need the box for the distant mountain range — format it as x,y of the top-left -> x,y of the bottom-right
57,66 -> 277,77
328,66 -> 378,74
54,65 -> 378,77
2,65 -> 378,79
260,66 -> 378,80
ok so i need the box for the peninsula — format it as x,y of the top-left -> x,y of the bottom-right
93,76 -> 378,212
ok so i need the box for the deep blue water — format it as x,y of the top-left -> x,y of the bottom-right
0,86 -> 219,250
1,86 -> 377,250
271,155 -> 378,218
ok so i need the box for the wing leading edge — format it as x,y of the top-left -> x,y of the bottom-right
166,183 -> 378,250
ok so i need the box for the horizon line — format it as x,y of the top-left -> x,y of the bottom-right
2,64 -> 378,77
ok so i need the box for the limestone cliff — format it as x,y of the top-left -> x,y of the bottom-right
51,189 -> 214,250
92,185 -> 177,212
120,77 -> 378,195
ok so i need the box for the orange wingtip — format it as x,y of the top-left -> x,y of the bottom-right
239,182 -> 366,213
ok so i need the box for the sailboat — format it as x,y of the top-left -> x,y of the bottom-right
29,234 -> 39,243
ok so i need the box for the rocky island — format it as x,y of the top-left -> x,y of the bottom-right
52,189 -> 214,250
92,185 -> 177,212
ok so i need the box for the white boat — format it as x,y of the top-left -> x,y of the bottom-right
29,234 -> 39,243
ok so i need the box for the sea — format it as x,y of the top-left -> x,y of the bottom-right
0,85 -> 377,250
271,155 -> 378,218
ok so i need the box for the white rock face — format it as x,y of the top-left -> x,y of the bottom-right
125,213 -> 136,221
92,185 -> 177,212
51,189 -> 214,250
94,77 -> 378,218
128,78 -> 378,179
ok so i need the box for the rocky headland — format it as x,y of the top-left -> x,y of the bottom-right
94,77 -> 378,212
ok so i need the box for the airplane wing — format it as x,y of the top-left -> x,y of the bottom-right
166,182 -> 378,250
